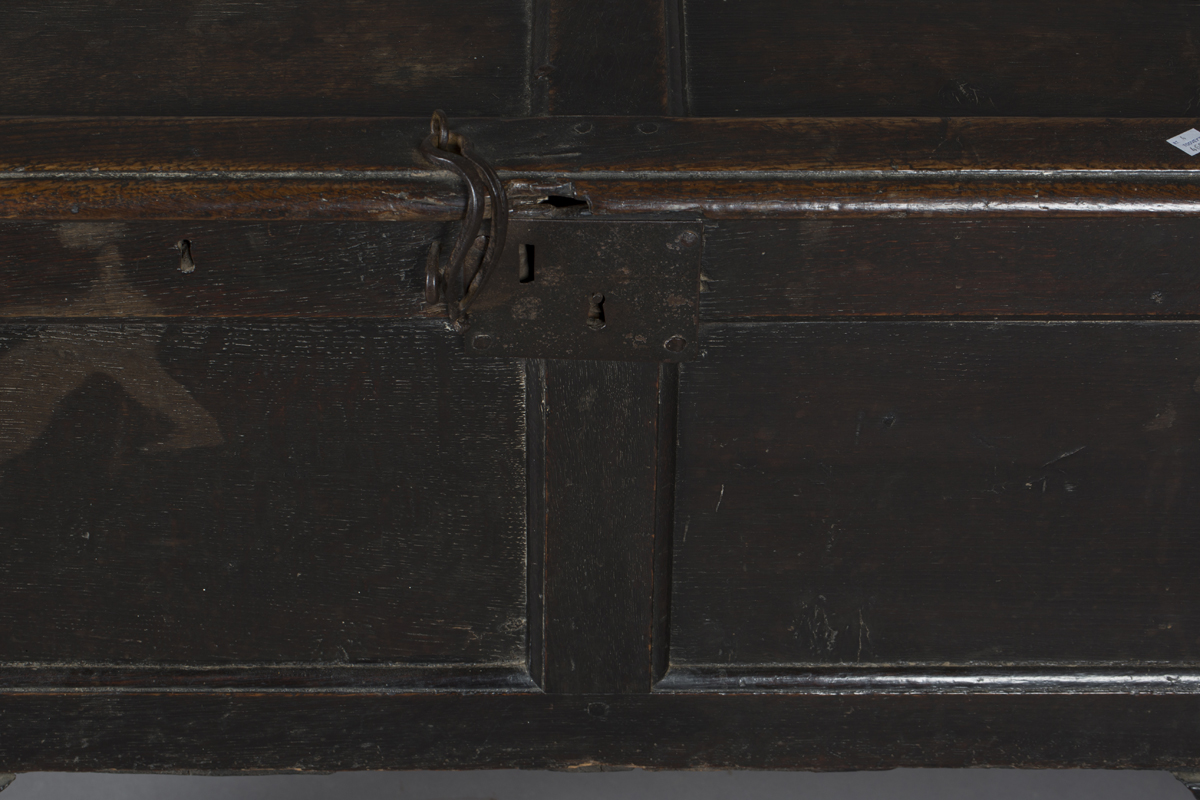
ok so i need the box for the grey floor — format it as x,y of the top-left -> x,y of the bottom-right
0,769 -> 1191,799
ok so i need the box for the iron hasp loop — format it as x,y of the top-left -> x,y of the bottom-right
419,110 -> 508,331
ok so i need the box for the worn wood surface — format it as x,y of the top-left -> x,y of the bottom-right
6,117 -> 1200,174
13,176 -> 1200,222
671,322 -> 1200,669
3,693 -> 1200,771
686,0 -> 1200,117
536,9 -> 670,698
7,117 -> 1200,220
700,219 -> 1200,320
0,221 -> 433,318
537,0 -> 669,115
0,0 -> 529,116
542,361 -> 660,693
0,179 -> 462,222
0,320 -> 527,665
8,0 -> 1200,779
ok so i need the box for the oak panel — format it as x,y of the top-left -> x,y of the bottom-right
0,320 -> 527,665
0,0 -> 529,116
686,0 -> 1200,117
672,321 -> 1200,667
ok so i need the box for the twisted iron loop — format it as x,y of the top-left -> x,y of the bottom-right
418,110 -> 509,330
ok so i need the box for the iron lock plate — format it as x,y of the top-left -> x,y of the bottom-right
461,218 -> 702,362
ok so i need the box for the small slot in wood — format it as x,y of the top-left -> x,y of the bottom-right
587,292 -> 605,330
175,239 -> 195,274
519,243 -> 535,283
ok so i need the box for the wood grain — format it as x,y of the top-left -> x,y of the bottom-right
671,321 -> 1200,668
4,117 -> 1200,174
6,118 -> 1200,220
3,693 -> 1200,771
543,360 -> 659,693
0,0 -> 529,116
686,0 -> 1200,117
542,0 -> 669,115
0,320 -> 527,665
0,221 -> 434,318
700,219 -> 1200,320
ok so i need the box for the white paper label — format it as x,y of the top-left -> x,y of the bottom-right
1169,128 -> 1200,155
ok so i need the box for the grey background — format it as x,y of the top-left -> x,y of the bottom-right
0,769 -> 1192,798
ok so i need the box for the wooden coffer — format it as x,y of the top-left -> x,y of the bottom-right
6,0 -> 1200,783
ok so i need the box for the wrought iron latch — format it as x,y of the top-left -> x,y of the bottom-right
420,110 -> 509,330
421,112 -> 702,363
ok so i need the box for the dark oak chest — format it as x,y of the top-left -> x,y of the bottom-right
3,0 -> 1200,788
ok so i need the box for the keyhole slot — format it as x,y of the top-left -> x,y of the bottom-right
175,239 -> 195,273
518,244 -> 535,283
587,292 -> 606,330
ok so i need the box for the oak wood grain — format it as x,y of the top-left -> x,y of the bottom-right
0,221 -> 434,318
686,0 -> 1200,117
0,320 -> 527,665
4,693 -> 1200,771
699,218 -> 1200,319
0,0 -> 530,116
672,321 -> 1200,668
543,360 -> 660,693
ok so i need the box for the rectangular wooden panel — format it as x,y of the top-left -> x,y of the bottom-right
543,361 -> 660,693
0,0 -> 530,116
701,219 -> 1200,320
0,320 -> 527,667
538,0 -> 670,115
0,221 -> 433,318
670,322 -> 1200,670
685,0 -> 1200,117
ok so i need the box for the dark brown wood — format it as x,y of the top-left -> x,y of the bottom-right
6,117 -> 1200,174
525,359 -> 547,688
3,693 -> 1200,771
0,665 -> 535,692
0,320 -> 528,667
0,179 -> 462,222
14,176 -> 1200,222
700,219 -> 1200,320
9,0 -> 1200,780
0,221 -> 434,318
651,363 -> 679,684
541,0 -> 669,115
671,321 -> 1200,670
8,117 -> 1200,221
21,176 -> 1200,222
685,0 -> 1200,117
572,177 -> 1200,220
543,361 -> 660,694
0,0 -> 529,116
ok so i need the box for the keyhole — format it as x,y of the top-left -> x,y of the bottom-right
587,292 -> 606,330
175,239 -> 195,273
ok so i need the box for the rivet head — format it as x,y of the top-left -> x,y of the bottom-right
472,333 -> 494,350
664,335 -> 687,352
636,122 -> 659,134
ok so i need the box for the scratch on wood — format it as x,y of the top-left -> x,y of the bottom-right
1040,444 -> 1086,468
856,609 -> 872,662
